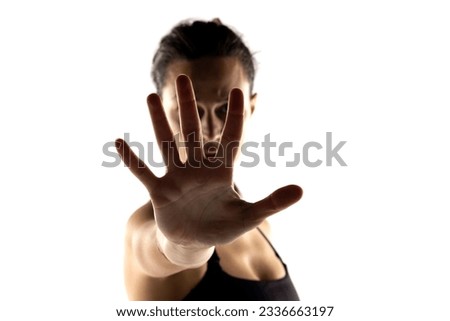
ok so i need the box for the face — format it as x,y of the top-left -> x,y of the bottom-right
160,57 -> 256,157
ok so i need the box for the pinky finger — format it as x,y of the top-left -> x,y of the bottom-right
115,138 -> 157,191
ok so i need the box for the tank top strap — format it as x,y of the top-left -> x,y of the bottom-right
256,227 -> 282,260
210,227 -> 283,262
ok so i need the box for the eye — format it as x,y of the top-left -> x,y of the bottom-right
215,104 -> 228,119
196,107 -> 205,119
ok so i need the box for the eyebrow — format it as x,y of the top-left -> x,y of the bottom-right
171,94 -> 229,104
208,90 -> 228,99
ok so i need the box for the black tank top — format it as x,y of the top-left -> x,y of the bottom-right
183,228 -> 299,301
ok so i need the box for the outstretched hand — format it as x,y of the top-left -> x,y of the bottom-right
116,75 -> 302,247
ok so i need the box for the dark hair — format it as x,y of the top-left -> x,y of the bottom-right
151,19 -> 256,94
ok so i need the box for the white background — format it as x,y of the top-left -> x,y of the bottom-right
1,0 -> 449,320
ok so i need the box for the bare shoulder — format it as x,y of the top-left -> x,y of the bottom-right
126,201 -> 154,228
124,200 -> 206,300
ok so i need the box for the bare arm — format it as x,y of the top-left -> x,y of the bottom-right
124,201 -> 207,300
125,202 -> 195,278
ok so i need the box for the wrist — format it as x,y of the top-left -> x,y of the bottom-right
155,228 -> 214,268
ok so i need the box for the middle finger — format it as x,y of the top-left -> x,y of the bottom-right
176,74 -> 203,165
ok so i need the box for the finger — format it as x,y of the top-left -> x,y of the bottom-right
176,75 -> 203,165
147,94 -> 182,169
220,88 -> 244,167
245,185 -> 303,221
115,138 -> 157,191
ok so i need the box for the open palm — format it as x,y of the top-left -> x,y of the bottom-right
116,75 -> 302,247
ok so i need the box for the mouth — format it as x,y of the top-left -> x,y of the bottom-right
204,141 -> 220,158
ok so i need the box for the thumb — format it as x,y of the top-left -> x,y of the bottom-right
246,185 -> 303,221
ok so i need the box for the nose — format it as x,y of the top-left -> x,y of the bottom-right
198,106 -> 223,142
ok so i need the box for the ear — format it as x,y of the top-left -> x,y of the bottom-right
250,93 -> 257,115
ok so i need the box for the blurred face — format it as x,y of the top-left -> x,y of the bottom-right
161,57 -> 256,156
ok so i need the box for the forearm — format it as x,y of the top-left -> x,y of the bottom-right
130,220 -> 214,278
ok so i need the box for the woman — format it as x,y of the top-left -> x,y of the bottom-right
115,19 -> 303,300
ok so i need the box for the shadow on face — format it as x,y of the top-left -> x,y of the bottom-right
161,57 -> 256,147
